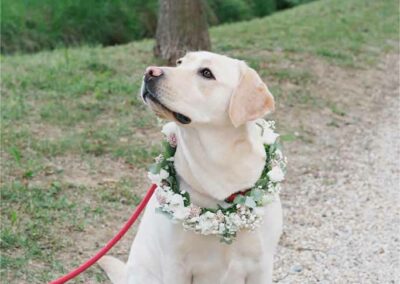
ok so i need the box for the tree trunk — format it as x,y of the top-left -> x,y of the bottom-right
154,0 -> 211,65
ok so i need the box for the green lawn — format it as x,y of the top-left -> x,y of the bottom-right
1,0 -> 398,283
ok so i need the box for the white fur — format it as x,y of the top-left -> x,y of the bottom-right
99,52 -> 283,284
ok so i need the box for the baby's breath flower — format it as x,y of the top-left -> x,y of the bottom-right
268,166 -> 285,182
262,128 -> 279,145
150,120 -> 286,243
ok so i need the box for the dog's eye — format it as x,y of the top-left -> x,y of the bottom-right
176,59 -> 182,66
199,68 -> 215,80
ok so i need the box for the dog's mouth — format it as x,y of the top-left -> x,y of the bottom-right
142,87 -> 191,125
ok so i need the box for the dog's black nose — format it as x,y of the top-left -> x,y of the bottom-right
145,66 -> 163,82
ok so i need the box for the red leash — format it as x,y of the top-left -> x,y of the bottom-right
49,184 -> 157,284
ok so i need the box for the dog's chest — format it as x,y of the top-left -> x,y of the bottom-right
128,196 -> 282,283
174,230 -> 264,278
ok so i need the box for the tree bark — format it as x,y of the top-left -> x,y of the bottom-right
154,0 -> 211,65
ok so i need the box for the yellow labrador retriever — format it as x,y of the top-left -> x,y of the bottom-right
99,51 -> 282,284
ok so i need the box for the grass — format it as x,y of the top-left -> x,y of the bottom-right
1,0 -> 158,54
1,0 -> 398,282
1,0 -> 312,54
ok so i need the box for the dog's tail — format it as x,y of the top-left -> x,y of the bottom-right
98,255 -> 127,284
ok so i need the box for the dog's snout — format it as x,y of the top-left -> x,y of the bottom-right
145,66 -> 163,82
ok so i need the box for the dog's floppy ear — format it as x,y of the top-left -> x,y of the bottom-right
229,63 -> 275,128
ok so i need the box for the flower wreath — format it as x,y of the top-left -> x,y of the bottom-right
148,120 -> 286,243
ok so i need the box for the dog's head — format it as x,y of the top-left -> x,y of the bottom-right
141,51 -> 274,127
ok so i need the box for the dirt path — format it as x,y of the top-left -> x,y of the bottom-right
274,53 -> 399,283
49,53 -> 398,284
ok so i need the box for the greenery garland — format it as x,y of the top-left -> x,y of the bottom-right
148,120 -> 286,243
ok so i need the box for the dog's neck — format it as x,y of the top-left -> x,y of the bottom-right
174,121 -> 266,207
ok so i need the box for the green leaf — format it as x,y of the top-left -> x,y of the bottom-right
182,191 -> 191,206
166,175 -> 176,189
250,189 -> 264,202
10,211 -> 18,225
163,142 -> 176,158
23,170 -> 34,179
233,195 -> 246,205
244,197 -> 257,208
221,237 -> 233,245
148,163 -> 161,174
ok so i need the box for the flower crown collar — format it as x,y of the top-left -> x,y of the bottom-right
148,120 -> 286,243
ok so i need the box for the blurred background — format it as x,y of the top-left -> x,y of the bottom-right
1,0 -> 399,283
1,0 -> 314,54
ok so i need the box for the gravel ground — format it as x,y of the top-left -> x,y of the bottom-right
42,53 -> 398,284
274,53 -> 400,283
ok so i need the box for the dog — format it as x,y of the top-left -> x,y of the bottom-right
99,51 -> 283,284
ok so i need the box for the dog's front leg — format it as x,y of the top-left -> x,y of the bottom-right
127,257 -> 191,284
162,260 -> 192,284
245,255 -> 274,284
126,263 -> 164,284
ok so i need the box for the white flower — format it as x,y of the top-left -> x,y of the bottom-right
275,149 -> 283,160
160,169 -> 169,179
173,206 -> 190,220
147,169 -> 169,185
262,128 -> 279,145
197,212 -> 218,234
267,166 -> 285,182
204,211 -> 216,219
229,213 -> 243,228
161,122 -> 176,136
155,186 -> 173,203
170,193 -> 184,205
148,172 -> 161,185
166,194 -> 189,220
